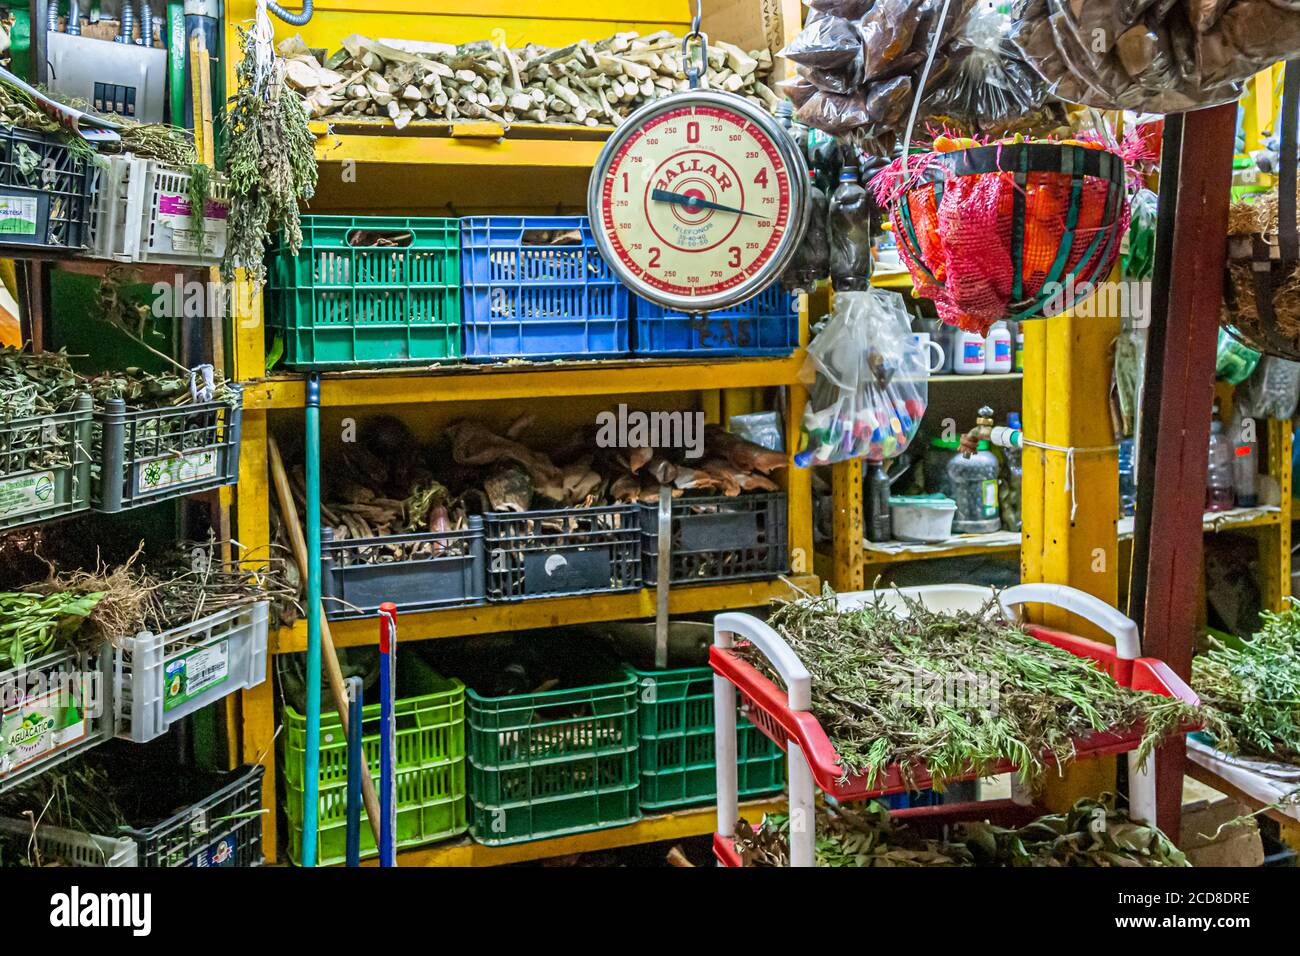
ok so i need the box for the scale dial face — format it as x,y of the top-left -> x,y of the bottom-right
589,91 -> 809,313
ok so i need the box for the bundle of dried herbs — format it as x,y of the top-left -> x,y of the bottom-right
0,347 -> 83,418
1193,606 -> 1300,763
735,795 -> 1188,867
0,764 -> 127,868
223,26 -> 318,285
745,589 -> 1207,789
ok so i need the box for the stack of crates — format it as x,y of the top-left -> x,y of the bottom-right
282,663 -> 467,865
466,663 -> 640,844
632,285 -> 800,357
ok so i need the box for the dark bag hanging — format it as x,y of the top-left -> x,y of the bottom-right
1224,59 -> 1300,359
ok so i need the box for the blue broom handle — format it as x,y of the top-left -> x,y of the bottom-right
344,676 -> 364,868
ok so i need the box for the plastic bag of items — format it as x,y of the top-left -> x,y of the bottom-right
1010,0 -> 1300,113
796,289 -> 929,465
921,3 -> 1069,138
1235,356 -> 1300,421
780,0 -> 980,152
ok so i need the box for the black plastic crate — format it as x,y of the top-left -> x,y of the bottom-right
484,505 -> 641,602
639,492 -> 788,586
0,124 -> 95,251
0,393 -> 93,530
93,387 -> 243,512
120,764 -> 265,867
320,518 -> 486,620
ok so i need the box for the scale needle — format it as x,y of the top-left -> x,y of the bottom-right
650,188 -> 760,219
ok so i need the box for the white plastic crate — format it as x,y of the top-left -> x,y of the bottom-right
114,601 -> 269,744
0,817 -> 138,867
0,643 -> 114,794
87,154 -> 230,266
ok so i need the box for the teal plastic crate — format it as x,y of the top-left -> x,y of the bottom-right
631,665 -> 784,811
282,667 -> 467,866
467,666 -> 639,845
268,215 -> 462,369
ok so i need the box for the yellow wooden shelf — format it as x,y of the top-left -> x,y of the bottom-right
870,271 -> 913,291
1117,505 -> 1282,541
377,797 -> 782,867
314,119 -> 609,167
275,575 -> 820,653
856,532 -> 1022,566
929,373 -> 1022,385
243,354 -> 806,410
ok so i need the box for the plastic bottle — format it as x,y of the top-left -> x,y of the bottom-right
953,329 -> 986,375
1206,402 -> 1235,512
999,412 -> 1022,532
1117,437 -> 1136,518
809,130 -> 841,196
926,435 -> 961,497
785,169 -> 829,294
1229,411 -> 1258,507
984,322 -> 1013,373
1013,322 -> 1025,372
866,463 -> 893,542
947,441 -> 1001,533
828,166 -> 872,291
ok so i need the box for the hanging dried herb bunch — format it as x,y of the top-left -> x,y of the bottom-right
223,25 -> 317,285
743,588 -> 1210,789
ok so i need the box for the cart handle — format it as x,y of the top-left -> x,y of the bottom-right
998,583 -> 1140,662
714,612 -> 811,711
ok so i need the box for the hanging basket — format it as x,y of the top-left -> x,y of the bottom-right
1222,59 -> 1300,362
875,141 -> 1131,334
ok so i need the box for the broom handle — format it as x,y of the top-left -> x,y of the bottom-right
269,436 -> 383,848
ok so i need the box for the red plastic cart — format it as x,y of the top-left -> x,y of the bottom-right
710,584 -> 1199,867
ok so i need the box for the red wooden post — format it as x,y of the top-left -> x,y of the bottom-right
1129,103 -> 1237,838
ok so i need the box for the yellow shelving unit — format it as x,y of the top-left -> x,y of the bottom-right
225,0 -> 810,866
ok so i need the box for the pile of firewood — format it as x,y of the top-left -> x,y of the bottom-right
279,32 -> 778,130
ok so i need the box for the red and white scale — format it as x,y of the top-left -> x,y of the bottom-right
587,34 -> 810,313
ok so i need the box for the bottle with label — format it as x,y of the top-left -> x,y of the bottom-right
828,166 -> 872,291
1012,321 -> 1025,371
985,322 -> 1013,373
953,329 -> 986,375
866,463 -> 893,542
999,412 -> 1022,532
1206,402 -> 1235,512
1229,411 -> 1258,507
948,441 -> 1001,533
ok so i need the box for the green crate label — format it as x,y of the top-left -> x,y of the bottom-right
0,470 -> 57,519
139,450 -> 219,494
981,479 -> 999,516
164,640 -> 230,712
0,197 -> 38,235
1,682 -> 87,773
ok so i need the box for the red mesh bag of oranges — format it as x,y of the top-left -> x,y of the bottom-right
870,136 -> 1131,334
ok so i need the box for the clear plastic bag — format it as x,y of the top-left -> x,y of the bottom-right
1011,0 -> 1300,112
796,289 -> 930,466
1236,357 -> 1300,421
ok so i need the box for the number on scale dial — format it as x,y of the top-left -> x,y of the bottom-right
590,94 -> 808,312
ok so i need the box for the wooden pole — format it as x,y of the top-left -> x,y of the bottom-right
1129,105 -> 1238,838
268,436 -> 384,848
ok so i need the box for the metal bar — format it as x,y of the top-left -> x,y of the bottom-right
344,676 -> 364,868
378,601 -> 398,868
1130,105 -> 1238,837
655,484 -> 671,668
302,372 -> 322,865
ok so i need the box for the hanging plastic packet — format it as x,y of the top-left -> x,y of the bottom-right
1235,357 -> 1300,421
796,289 -> 929,466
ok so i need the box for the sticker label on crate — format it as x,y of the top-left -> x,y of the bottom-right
0,681 -> 88,774
163,640 -> 230,713
192,833 -> 237,867
156,194 -> 229,255
523,549 -> 611,595
0,470 -> 57,520
679,510 -> 758,552
0,197 -> 38,236
137,450 -> 219,495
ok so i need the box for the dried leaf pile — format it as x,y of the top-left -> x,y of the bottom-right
734,795 -> 1188,867
1193,606 -> 1300,764
279,31 -> 777,130
746,589 -> 1208,789
0,764 -> 126,868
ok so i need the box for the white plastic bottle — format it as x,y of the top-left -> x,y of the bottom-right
954,329 -> 986,375
1229,411 -> 1258,507
984,322 -> 1013,373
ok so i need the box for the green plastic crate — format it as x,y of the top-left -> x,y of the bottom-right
282,669 -> 467,866
631,665 -> 784,811
267,215 -> 462,369
467,667 -> 639,845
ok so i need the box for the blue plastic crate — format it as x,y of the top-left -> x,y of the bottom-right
632,286 -> 800,357
461,216 -> 629,360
